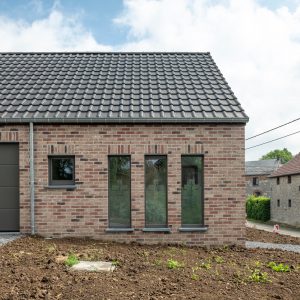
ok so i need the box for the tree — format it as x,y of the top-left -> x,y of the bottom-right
260,148 -> 293,164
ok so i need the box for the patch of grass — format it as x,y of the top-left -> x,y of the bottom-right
267,262 -> 290,272
167,259 -> 184,269
64,254 -> 79,267
249,269 -> 271,283
254,261 -> 262,268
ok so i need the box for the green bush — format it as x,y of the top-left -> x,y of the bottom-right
246,195 -> 270,221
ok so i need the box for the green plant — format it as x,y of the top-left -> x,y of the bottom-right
254,261 -> 262,268
64,254 -> 79,267
214,256 -> 224,264
191,273 -> 199,280
249,269 -> 270,283
200,261 -> 211,270
167,259 -> 184,269
246,195 -> 270,221
111,259 -> 120,266
267,262 -> 290,272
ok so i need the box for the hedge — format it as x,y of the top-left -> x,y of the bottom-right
246,195 -> 270,221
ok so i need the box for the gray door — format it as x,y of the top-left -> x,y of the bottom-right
0,144 -> 19,231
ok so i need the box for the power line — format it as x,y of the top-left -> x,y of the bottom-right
246,117 -> 300,140
246,130 -> 300,150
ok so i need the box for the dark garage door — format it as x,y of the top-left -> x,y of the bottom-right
0,144 -> 19,231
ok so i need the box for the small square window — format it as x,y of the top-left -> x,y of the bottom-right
252,177 -> 259,186
277,177 -> 280,185
288,199 -> 292,207
277,199 -> 280,207
49,156 -> 75,186
288,175 -> 292,184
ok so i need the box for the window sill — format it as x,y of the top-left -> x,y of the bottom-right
179,226 -> 208,232
45,185 -> 77,190
105,228 -> 134,233
143,228 -> 171,233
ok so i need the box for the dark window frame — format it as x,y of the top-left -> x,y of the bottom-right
48,155 -> 75,186
277,177 -> 280,185
288,199 -> 292,208
144,155 -> 168,229
108,155 -> 132,229
288,175 -> 292,184
252,177 -> 259,186
277,199 -> 280,207
181,154 -> 205,228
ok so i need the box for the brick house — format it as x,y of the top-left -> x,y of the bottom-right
245,159 -> 281,197
0,52 -> 248,246
269,153 -> 300,227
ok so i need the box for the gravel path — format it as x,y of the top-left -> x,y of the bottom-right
0,233 -> 21,246
246,241 -> 300,253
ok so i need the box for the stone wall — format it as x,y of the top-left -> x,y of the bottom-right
270,175 -> 300,227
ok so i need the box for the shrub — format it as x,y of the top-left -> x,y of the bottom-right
167,259 -> 184,269
246,195 -> 270,221
267,262 -> 290,272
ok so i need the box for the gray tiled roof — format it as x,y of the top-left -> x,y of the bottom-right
245,159 -> 281,176
0,52 -> 248,123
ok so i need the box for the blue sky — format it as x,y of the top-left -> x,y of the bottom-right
0,0 -> 300,160
0,0 -> 298,46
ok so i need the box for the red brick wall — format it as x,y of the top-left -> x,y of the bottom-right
0,123 -> 246,246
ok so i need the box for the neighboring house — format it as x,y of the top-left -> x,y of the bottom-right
269,153 -> 300,227
0,52 -> 248,246
245,159 -> 281,197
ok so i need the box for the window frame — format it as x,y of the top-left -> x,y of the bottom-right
144,155 -> 168,229
181,154 -> 205,228
277,199 -> 280,207
288,199 -> 292,208
108,155 -> 132,229
48,155 -> 75,186
277,177 -> 280,185
288,175 -> 292,184
252,177 -> 259,186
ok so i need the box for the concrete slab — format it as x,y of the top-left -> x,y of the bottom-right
0,233 -> 21,246
71,261 -> 116,272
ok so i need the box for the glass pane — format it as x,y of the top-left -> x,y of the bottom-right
52,158 -> 74,181
109,156 -> 131,228
145,156 -> 167,227
181,156 -> 203,226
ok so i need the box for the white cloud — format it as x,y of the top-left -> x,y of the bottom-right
116,0 -> 300,160
0,10 -> 112,51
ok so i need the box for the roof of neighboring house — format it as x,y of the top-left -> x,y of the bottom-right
0,52 -> 248,124
269,153 -> 300,177
245,159 -> 281,176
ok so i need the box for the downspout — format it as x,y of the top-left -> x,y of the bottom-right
29,122 -> 35,235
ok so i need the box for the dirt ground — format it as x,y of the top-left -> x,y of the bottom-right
0,229 -> 299,300
246,227 -> 300,245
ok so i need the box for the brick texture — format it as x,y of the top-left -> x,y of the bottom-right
0,123 -> 246,246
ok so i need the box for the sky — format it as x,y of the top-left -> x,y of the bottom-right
0,0 -> 299,161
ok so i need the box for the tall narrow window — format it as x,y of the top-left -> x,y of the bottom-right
277,199 -> 280,207
277,177 -> 280,185
288,199 -> 292,207
252,177 -> 259,186
108,156 -> 131,228
288,175 -> 291,184
145,156 -> 167,228
181,155 -> 204,227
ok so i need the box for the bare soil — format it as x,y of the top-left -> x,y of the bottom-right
0,230 -> 299,300
246,228 -> 300,245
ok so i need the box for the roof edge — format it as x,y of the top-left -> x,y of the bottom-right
0,117 -> 249,124
0,51 -> 211,55
269,172 -> 300,178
